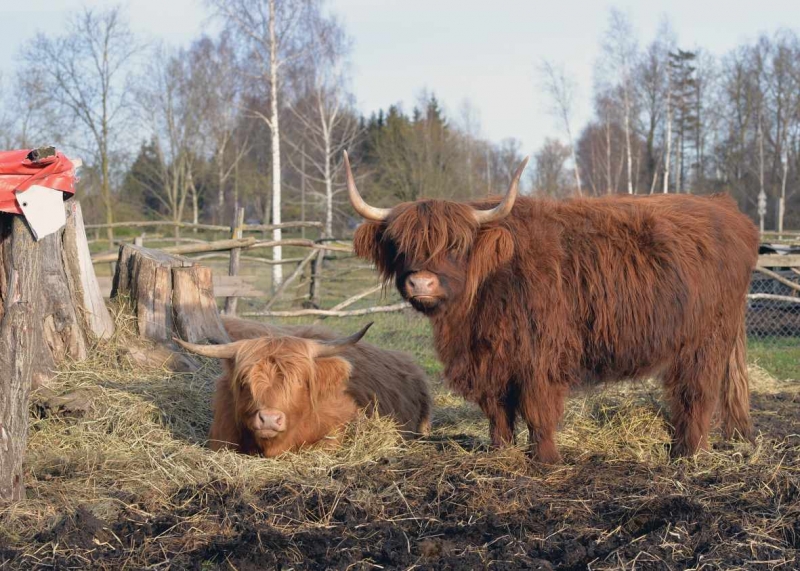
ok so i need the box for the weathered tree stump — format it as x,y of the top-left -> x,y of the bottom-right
111,244 -> 230,345
0,214 -> 41,502
1,200 -> 112,501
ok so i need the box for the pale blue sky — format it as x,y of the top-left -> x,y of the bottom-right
1,0 -> 798,156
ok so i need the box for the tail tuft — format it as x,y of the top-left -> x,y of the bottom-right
720,319 -> 753,443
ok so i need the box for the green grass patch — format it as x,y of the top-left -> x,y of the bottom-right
748,338 -> 800,381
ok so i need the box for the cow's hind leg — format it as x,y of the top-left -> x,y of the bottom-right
663,341 -> 729,458
520,382 -> 567,464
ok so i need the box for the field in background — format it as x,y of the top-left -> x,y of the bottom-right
1,248 -> 798,569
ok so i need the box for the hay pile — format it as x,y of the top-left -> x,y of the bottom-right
0,310 -> 798,569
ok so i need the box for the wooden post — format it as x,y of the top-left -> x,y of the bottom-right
0,215 -> 42,502
308,249 -> 325,309
224,207 -> 245,315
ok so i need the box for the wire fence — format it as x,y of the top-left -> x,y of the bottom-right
747,268 -> 800,345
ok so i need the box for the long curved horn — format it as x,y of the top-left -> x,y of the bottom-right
173,337 -> 242,360
313,322 -> 374,358
343,151 -> 391,221
472,156 -> 529,224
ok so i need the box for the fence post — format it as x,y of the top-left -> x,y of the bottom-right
308,248 -> 325,309
224,207 -> 245,315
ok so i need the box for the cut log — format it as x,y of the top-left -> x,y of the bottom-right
111,244 -> 230,345
172,265 -> 229,344
112,245 -> 192,343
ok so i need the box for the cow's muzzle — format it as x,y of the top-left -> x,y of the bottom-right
405,271 -> 442,301
252,409 -> 286,438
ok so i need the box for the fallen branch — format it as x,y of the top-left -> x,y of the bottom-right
262,250 -> 319,311
243,221 -> 323,232
190,253 -> 305,265
754,267 -> 800,293
747,293 -> 800,303
242,302 -> 411,318
314,284 -> 384,324
248,239 -> 353,253
86,220 -> 230,232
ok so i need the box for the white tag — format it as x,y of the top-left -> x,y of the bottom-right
16,185 -> 67,241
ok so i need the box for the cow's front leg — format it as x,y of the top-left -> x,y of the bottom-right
479,395 -> 517,447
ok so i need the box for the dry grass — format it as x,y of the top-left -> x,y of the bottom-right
0,300 -> 798,570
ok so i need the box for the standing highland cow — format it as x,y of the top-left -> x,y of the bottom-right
344,152 -> 759,463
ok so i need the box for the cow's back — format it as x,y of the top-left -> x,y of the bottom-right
472,193 -> 759,385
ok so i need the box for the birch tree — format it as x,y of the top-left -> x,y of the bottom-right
208,0 -> 330,288
285,15 -> 358,238
287,87 -> 359,238
600,8 -> 638,194
540,60 -> 582,194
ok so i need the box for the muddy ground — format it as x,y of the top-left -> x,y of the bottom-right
2,386 -> 798,570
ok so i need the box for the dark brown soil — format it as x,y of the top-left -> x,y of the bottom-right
3,390 -> 798,571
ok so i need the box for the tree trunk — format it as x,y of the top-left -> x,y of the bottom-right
778,150 -> 788,239
0,215 -> 42,502
324,140 -> 333,238
111,244 -> 229,345
605,113 -> 612,193
624,95 -> 634,194
663,89 -> 672,193
217,148 -> 226,221
569,140 -> 582,196
301,146 -> 306,239
1,200 -> 112,501
758,115 -> 766,228
676,130 -> 683,194
269,0 -> 283,290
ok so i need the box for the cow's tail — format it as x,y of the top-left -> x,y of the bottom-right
719,318 -> 753,443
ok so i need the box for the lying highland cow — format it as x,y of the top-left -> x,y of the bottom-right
344,151 -> 759,463
176,318 -> 431,457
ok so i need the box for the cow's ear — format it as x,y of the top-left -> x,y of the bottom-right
353,222 -> 382,259
353,222 -> 391,275
470,226 -> 515,278
312,356 -> 352,396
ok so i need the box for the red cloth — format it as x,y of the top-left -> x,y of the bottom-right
0,149 -> 78,214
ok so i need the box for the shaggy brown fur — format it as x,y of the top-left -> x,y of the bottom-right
204,317 -> 431,457
353,193 -> 759,463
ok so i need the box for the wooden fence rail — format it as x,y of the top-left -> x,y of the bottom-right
85,220 -> 323,232
90,238 -> 353,263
